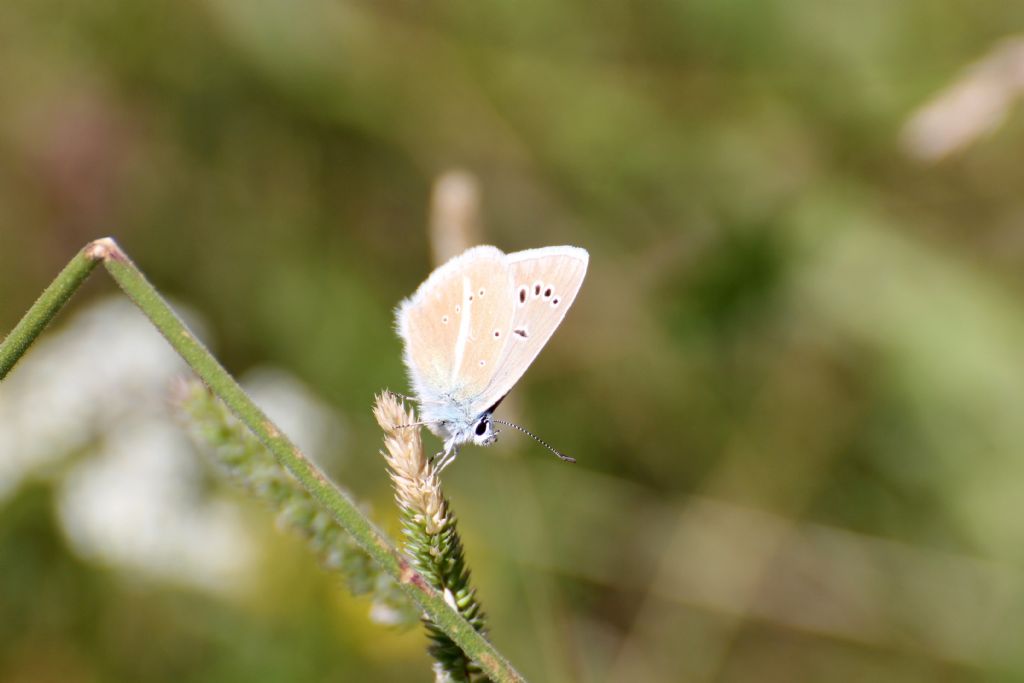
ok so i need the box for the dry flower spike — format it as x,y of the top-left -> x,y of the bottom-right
374,391 -> 492,682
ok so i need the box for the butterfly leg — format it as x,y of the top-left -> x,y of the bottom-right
434,445 -> 460,472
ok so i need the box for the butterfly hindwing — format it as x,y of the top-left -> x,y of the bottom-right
449,258 -> 517,402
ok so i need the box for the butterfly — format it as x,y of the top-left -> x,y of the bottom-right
395,245 -> 589,469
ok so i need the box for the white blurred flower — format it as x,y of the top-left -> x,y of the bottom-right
58,417 -> 251,593
0,297 -> 191,500
0,296 -> 346,595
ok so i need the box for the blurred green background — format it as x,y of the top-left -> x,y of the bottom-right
4,0 -> 1024,680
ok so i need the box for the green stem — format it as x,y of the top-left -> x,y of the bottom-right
0,238 -> 525,683
0,245 -> 100,379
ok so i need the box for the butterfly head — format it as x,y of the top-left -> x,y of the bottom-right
470,413 -> 499,447
427,410 -> 499,451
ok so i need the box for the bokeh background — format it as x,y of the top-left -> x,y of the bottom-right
4,1 -> 1024,681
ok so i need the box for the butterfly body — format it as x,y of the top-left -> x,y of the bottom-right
415,389 -> 501,452
396,245 -> 588,464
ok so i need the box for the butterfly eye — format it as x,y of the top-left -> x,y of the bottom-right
475,420 -> 489,436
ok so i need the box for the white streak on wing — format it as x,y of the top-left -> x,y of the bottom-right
450,275 -> 472,383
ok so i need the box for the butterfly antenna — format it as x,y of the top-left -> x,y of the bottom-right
492,419 -> 576,463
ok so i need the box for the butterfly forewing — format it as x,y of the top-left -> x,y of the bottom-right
472,246 -> 588,412
449,260 -> 517,400
397,246 -> 515,404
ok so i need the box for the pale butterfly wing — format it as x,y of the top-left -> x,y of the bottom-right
396,246 -> 516,406
469,246 -> 589,414
446,254 -> 519,400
